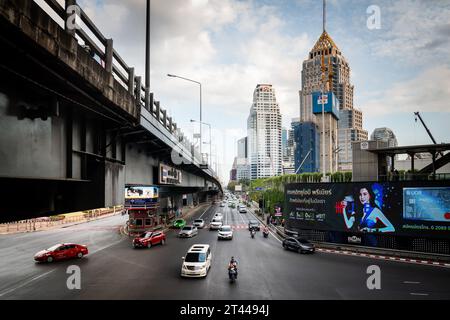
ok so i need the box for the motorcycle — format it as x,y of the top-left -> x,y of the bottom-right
228,267 -> 237,283
250,229 -> 255,238
263,229 -> 269,238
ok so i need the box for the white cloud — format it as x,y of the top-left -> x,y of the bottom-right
362,65 -> 450,117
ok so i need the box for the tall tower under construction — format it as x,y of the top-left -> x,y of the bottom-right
297,0 -> 367,174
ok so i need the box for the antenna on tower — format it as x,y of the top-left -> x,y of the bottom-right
323,0 -> 326,32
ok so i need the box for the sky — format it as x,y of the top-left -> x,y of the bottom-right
37,0 -> 450,184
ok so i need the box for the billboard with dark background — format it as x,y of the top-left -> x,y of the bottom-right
285,181 -> 450,239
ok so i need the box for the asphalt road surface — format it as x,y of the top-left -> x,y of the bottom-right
1,204 -> 449,300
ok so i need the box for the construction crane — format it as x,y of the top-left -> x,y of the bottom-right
414,111 -> 444,157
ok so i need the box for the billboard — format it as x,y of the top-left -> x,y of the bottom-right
125,186 -> 159,209
312,91 -> 340,120
285,181 -> 450,238
159,163 -> 182,185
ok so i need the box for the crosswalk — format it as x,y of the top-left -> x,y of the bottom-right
207,224 -> 250,230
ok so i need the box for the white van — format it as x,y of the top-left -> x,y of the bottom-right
181,244 -> 212,278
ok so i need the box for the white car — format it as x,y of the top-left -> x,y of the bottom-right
193,219 -> 205,229
218,225 -> 233,240
214,212 -> 223,219
209,218 -> 223,230
239,205 -> 247,213
220,202 -> 225,207
178,225 -> 198,238
181,244 -> 212,278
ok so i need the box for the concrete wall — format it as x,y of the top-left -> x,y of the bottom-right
352,140 -> 388,182
0,93 -> 66,179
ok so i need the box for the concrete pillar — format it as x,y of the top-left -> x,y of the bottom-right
135,76 -> 142,106
105,39 -> 114,73
155,101 -> 160,121
128,67 -> 135,95
149,92 -> 154,114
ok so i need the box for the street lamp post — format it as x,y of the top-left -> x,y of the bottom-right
191,119 -> 212,168
167,74 -> 203,161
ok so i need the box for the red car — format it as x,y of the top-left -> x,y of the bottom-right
34,243 -> 88,263
133,231 -> 166,248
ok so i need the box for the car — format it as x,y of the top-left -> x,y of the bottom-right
213,212 -> 223,220
220,202 -> 225,207
34,243 -> 88,263
282,237 -> 315,254
173,219 -> 186,229
209,218 -> 223,230
179,225 -> 198,238
181,244 -> 212,278
218,225 -> 233,240
239,205 -> 247,213
193,219 -> 205,228
248,220 -> 261,231
133,231 -> 166,248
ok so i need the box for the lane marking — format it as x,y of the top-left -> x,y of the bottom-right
410,293 -> 429,296
199,206 -> 212,219
403,281 -> 421,284
0,269 -> 56,297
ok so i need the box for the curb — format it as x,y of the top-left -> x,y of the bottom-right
272,224 -> 450,269
316,248 -> 450,268
0,211 -> 122,235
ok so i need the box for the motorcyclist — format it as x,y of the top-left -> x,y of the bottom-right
263,226 -> 269,237
250,227 -> 256,238
228,256 -> 238,278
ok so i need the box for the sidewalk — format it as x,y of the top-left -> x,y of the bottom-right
0,208 -> 124,235
122,202 -> 211,237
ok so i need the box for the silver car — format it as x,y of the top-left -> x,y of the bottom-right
193,219 -> 205,229
179,225 -> 198,238
218,225 -> 233,240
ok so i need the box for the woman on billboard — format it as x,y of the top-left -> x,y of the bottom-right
341,187 -> 395,233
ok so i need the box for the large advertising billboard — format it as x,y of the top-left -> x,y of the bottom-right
125,186 -> 159,209
159,163 -> 182,185
285,181 -> 450,238
312,91 -> 340,120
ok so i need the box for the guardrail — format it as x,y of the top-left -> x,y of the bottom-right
33,0 -> 215,177
0,207 -> 123,234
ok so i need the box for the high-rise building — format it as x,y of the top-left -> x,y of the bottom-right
237,137 -> 248,159
247,84 -> 282,180
236,137 -> 250,181
371,127 -> 398,148
294,122 -> 320,173
298,1 -> 367,173
338,109 -> 368,171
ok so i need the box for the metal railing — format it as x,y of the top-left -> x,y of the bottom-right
33,0 -> 212,175
379,173 -> 450,182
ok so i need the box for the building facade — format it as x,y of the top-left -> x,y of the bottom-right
247,84 -> 282,180
298,28 -> 367,173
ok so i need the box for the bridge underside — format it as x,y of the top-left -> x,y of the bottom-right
0,6 -> 221,223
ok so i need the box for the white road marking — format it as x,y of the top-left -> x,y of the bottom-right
0,269 -> 56,297
199,206 -> 212,219
410,293 -> 429,296
403,281 -> 421,284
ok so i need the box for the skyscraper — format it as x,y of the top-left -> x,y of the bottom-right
236,137 -> 250,181
247,84 -> 282,180
298,0 -> 367,173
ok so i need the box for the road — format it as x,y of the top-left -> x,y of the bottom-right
0,203 -> 449,300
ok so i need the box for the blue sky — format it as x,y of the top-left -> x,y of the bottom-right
39,0 -> 450,183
